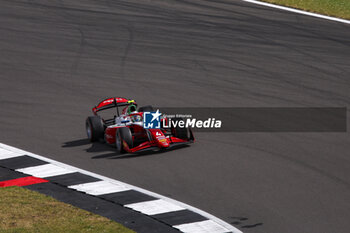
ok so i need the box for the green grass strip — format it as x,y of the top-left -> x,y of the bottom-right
261,0 -> 350,19
0,186 -> 135,233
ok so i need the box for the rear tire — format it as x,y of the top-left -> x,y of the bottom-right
116,127 -> 133,153
138,105 -> 154,112
86,116 -> 104,142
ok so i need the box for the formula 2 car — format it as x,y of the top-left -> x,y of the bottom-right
85,97 -> 194,153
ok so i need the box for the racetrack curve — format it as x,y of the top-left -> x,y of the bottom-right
1,0 -> 350,232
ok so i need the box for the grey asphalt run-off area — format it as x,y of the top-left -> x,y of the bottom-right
0,0 -> 349,232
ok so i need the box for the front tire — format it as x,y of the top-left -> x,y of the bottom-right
171,117 -> 189,140
86,116 -> 104,142
116,127 -> 133,153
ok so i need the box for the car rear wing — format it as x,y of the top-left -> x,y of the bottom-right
92,97 -> 136,115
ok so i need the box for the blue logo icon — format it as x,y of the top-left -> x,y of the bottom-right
143,110 -> 162,129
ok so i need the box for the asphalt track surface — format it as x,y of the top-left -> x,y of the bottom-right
0,0 -> 349,232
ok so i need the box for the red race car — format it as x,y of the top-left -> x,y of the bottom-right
85,97 -> 194,153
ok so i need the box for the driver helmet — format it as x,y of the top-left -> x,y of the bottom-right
127,104 -> 137,115
130,114 -> 142,122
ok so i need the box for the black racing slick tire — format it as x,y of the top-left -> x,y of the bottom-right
86,116 -> 104,142
171,117 -> 189,140
138,105 -> 154,112
116,127 -> 133,153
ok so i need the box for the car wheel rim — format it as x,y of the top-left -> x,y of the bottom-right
86,123 -> 91,139
116,132 -> 121,150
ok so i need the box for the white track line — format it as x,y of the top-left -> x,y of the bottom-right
16,164 -> 76,178
125,199 -> 186,215
69,181 -> 131,195
242,0 -> 350,25
174,220 -> 232,233
0,143 -> 242,233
